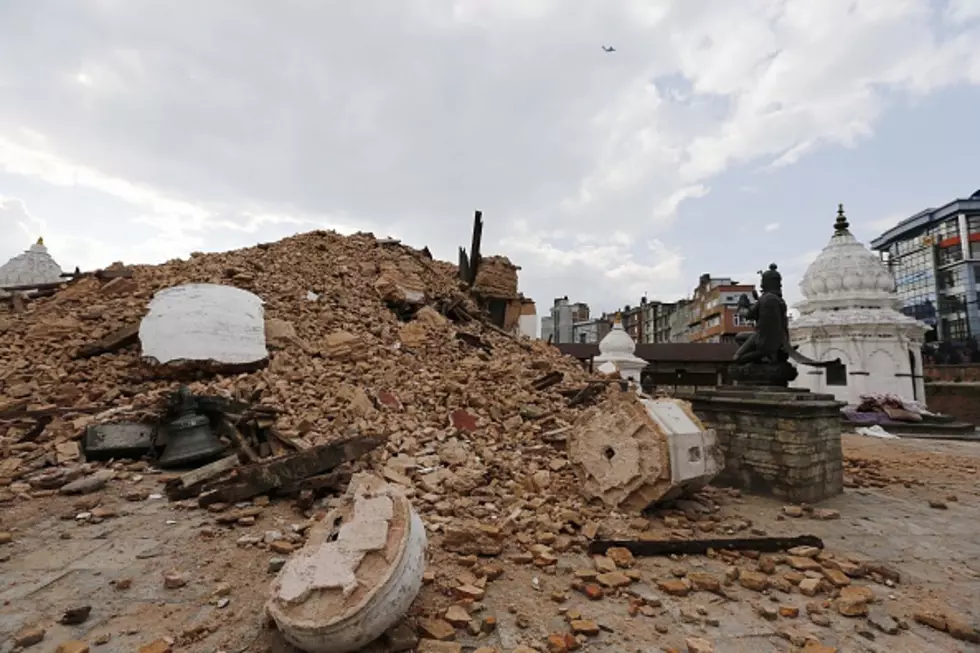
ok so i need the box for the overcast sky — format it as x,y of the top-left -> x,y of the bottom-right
1,0 -> 979,318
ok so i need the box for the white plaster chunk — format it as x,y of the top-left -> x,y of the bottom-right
274,480 -> 396,607
139,283 -> 268,365
278,543 -> 363,604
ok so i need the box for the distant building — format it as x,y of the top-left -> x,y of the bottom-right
609,298 -> 683,344
572,315 -> 612,344
621,303 -> 644,343
869,189 -> 980,343
670,274 -> 756,344
668,301 -> 695,342
540,316 -> 554,343
546,296 -> 590,343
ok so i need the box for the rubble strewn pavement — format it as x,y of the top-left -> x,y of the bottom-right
2,229 -> 979,653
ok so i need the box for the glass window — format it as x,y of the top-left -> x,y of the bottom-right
943,318 -> 970,341
968,214 -> 980,234
938,245 -> 963,265
939,219 -> 959,240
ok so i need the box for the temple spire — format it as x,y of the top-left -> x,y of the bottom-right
834,204 -> 850,233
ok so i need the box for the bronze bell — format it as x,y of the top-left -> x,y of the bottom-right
157,389 -> 226,469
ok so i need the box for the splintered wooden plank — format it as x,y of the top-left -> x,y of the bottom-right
197,434 -> 383,506
74,323 -> 140,359
588,535 -> 824,557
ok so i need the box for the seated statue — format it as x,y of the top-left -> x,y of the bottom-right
729,263 -> 839,386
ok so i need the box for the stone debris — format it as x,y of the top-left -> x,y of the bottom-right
12,626 -> 46,648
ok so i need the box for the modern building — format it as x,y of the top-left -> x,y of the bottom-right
572,317 -> 611,344
544,297 -> 590,343
870,189 -> 980,343
683,274 -> 756,343
792,206 -> 930,404
646,299 -> 683,343
608,298 -> 684,344
668,300 -> 695,342
540,315 -> 554,343
621,303 -> 644,342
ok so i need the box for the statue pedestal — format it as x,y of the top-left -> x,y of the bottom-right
727,360 -> 798,387
687,386 -> 844,503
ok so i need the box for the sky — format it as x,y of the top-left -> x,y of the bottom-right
1,0 -> 980,322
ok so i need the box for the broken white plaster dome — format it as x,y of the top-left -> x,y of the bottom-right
790,206 -> 930,405
594,315 -> 647,385
0,237 -> 64,292
139,283 -> 268,366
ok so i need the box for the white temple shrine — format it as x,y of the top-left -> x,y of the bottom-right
789,206 -> 930,405
0,238 -> 64,296
594,313 -> 647,388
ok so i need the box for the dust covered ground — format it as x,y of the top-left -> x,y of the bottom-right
1,433 -> 979,653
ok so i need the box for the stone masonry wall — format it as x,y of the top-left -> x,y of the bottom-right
689,393 -> 844,504
925,382 -> 980,425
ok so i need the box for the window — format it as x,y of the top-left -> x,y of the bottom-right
968,214 -> 980,235
942,317 -> 970,341
826,362 -> 847,386
578,332 -> 587,343
938,245 -> 963,266
732,314 -> 754,327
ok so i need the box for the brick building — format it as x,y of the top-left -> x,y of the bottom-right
684,274 -> 756,343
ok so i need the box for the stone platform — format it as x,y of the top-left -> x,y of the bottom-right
686,386 -> 845,503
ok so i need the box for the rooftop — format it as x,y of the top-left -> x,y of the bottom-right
870,190 -> 980,250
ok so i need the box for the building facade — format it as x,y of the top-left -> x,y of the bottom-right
572,317 -> 611,344
682,274 -> 756,343
545,297 -> 590,343
540,316 -> 554,343
870,190 -> 980,343
608,298 -> 683,344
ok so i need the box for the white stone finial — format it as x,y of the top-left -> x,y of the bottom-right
595,317 -> 646,389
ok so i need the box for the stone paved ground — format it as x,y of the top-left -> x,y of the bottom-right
1,434 -> 979,653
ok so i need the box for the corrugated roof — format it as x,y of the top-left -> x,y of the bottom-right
554,342 -> 737,363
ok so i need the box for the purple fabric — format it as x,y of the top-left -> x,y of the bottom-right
842,411 -> 884,425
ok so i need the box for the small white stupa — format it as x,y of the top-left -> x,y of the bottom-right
790,206 -> 930,405
594,313 -> 647,388
0,237 -> 65,294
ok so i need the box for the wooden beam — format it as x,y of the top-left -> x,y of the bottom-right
588,535 -> 824,557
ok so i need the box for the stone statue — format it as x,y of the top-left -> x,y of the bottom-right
730,263 -> 839,386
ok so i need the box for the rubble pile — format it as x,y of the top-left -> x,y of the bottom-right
471,256 -> 519,299
0,230 -> 603,514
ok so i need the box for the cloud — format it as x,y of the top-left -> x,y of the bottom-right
0,0 -> 977,311
862,212 -> 908,235
764,222 -> 781,232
